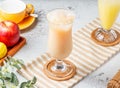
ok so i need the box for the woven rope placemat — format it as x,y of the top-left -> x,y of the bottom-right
18,18 -> 120,88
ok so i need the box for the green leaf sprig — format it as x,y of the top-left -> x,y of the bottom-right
20,77 -> 37,88
0,56 -> 37,88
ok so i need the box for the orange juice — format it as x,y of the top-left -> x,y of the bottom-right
98,0 -> 120,30
47,9 -> 75,59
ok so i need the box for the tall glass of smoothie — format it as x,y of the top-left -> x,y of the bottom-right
44,9 -> 76,81
91,0 -> 120,46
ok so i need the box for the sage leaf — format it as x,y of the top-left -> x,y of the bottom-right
0,78 -> 6,88
11,72 -> 19,86
20,77 -> 37,88
0,56 -> 36,87
31,77 -> 37,85
20,82 -> 27,88
3,72 -> 12,81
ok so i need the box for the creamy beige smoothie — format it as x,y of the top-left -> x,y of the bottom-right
47,9 -> 75,59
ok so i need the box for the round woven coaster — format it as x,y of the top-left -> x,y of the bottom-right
43,59 -> 76,81
91,29 -> 120,47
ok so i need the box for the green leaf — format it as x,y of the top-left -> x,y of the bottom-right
20,77 -> 37,88
12,64 -> 21,70
1,85 -> 6,88
0,78 -> 6,88
1,56 -> 36,87
8,57 -> 24,70
20,82 -> 27,88
11,72 -> 19,86
0,72 -> 3,78
3,72 -> 12,81
17,59 -> 24,66
31,77 -> 37,85
5,56 -> 24,67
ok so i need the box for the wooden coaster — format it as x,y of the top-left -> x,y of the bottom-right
0,37 -> 26,66
43,59 -> 76,81
91,29 -> 120,47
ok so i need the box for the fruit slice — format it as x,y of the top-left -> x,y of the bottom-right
0,42 -> 7,59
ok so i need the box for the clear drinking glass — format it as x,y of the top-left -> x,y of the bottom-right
44,9 -> 76,80
94,0 -> 120,43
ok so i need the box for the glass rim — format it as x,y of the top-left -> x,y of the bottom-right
47,8 -> 75,25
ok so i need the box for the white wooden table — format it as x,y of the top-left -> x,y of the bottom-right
1,0 -> 120,88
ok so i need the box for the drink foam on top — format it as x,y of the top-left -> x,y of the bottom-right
47,9 -> 75,24
0,0 -> 26,13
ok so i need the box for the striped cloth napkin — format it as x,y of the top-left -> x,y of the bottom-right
18,18 -> 120,88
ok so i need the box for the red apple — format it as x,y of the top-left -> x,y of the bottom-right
0,21 -> 20,47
